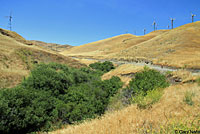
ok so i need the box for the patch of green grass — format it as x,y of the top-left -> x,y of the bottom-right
131,88 -> 163,109
16,49 -> 33,69
183,91 -> 195,106
165,70 -> 173,76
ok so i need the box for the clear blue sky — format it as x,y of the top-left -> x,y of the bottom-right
0,0 -> 200,46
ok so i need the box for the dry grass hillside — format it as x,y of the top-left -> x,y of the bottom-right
30,40 -> 73,52
61,22 -> 200,69
0,28 -> 33,45
0,28 -> 86,88
112,21 -> 200,68
51,83 -> 200,134
102,64 -> 144,86
61,30 -> 167,58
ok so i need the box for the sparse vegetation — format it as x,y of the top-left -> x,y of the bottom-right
0,62 -> 122,133
183,91 -> 195,106
16,49 -> 33,69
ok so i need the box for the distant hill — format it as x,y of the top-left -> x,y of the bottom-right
61,22 -> 200,68
30,40 -> 73,52
61,30 -> 168,58
114,21 -> 200,68
0,28 -> 85,88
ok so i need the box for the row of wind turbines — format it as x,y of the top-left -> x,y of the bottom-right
142,13 -> 197,35
4,12 -> 198,34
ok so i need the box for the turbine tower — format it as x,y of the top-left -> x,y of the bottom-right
5,12 -> 13,31
152,20 -> 156,31
170,18 -> 175,29
167,25 -> 170,29
156,24 -> 158,30
143,28 -> 146,35
191,13 -> 196,23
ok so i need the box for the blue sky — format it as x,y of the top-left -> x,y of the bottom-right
0,0 -> 200,46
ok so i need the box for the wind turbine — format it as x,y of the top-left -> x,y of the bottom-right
156,24 -> 158,30
191,13 -> 196,23
167,25 -> 170,29
152,20 -> 156,31
170,18 -> 175,29
5,12 -> 13,31
143,28 -> 146,35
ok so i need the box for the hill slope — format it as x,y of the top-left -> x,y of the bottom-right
30,40 -> 73,52
51,83 -> 200,134
61,30 -> 168,58
0,28 -> 86,88
61,22 -> 200,68
112,21 -> 200,68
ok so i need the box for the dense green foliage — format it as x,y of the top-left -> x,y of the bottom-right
128,68 -> 169,95
0,87 -> 59,134
122,68 -> 169,105
89,61 -> 115,72
0,63 -> 122,133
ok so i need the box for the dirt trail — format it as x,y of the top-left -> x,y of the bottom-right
71,57 -> 200,76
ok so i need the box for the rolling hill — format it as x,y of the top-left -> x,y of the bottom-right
30,40 -> 73,52
0,28 -> 86,88
61,30 -> 168,58
61,21 -> 200,69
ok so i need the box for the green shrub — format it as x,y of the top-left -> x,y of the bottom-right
0,87 -> 59,134
131,88 -> 163,109
0,63 -> 122,133
128,68 -> 169,95
122,68 -> 169,107
89,61 -> 115,73
59,76 -> 123,123
60,84 -> 99,123
22,63 -> 73,97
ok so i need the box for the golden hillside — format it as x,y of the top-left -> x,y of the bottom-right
0,28 -> 86,88
0,28 -> 33,45
30,40 -> 73,52
61,22 -> 200,68
61,30 -> 167,58
112,21 -> 200,68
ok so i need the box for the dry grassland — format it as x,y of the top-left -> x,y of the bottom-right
61,22 -> 200,69
51,83 -> 200,134
102,64 -> 144,86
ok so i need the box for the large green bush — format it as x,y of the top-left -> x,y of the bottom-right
128,68 -> 169,95
0,62 -> 122,133
89,61 -> 115,73
0,87 -> 59,134
22,63 -> 73,97
122,68 -> 169,105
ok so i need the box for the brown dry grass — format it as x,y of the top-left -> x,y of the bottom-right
30,40 -> 73,52
51,83 -> 200,134
111,22 -> 200,68
60,30 -> 167,58
0,28 -> 86,88
0,28 -> 33,45
102,64 -> 144,86
74,58 -> 99,66
61,22 -> 200,69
